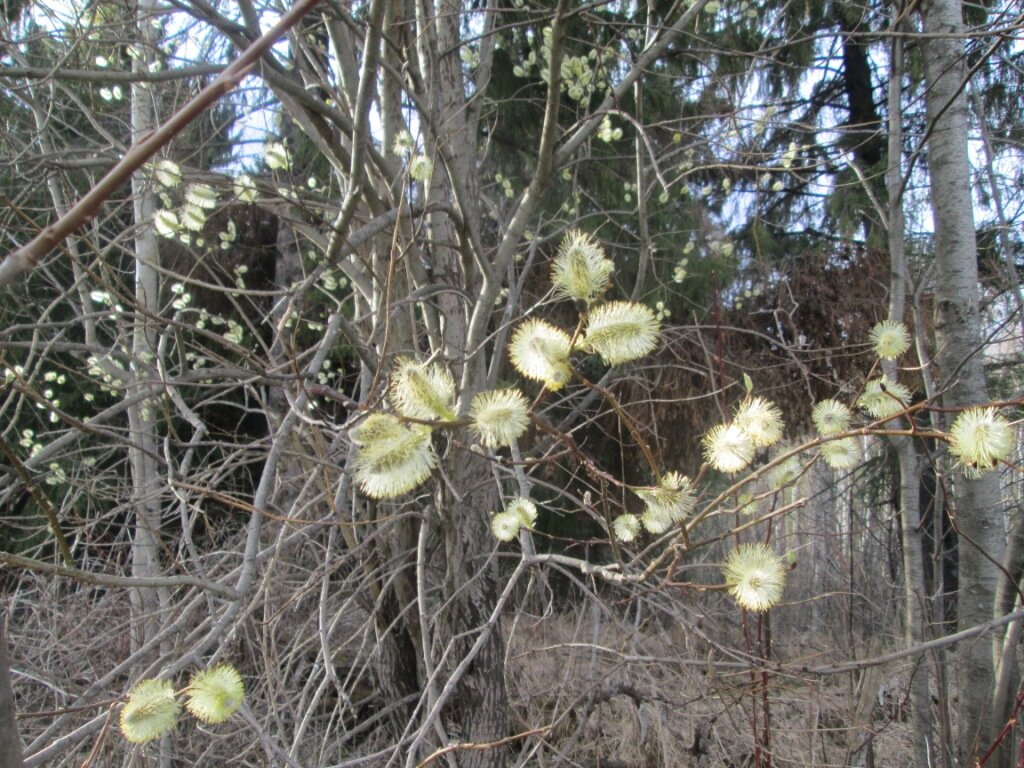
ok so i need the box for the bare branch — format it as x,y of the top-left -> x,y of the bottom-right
0,0 -> 323,287
0,552 -> 240,599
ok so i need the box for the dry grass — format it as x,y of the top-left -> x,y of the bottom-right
505,606 -> 919,768
6,563 -> 935,768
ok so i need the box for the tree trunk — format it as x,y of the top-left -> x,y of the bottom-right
128,0 -> 169,655
373,585 -> 423,736
886,27 -> 933,763
0,611 -> 25,768
436,446 -> 509,767
840,5 -> 884,171
405,0 -> 511,755
922,0 -> 1008,760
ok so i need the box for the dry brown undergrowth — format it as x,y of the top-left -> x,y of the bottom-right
8,565 -> 926,767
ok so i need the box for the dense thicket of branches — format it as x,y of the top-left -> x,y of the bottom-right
2,0 -> 1024,766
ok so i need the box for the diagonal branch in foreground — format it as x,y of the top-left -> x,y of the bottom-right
0,0 -> 322,288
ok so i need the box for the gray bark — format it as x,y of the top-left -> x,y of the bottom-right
886,24 -> 933,766
435,447 -> 509,767
0,611 -> 25,768
922,0 -> 1007,759
128,0 -> 169,654
973,87 -> 1024,755
406,0 -> 512,757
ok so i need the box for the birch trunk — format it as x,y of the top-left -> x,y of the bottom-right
922,0 -> 1007,759
886,25 -> 934,766
128,0 -> 169,654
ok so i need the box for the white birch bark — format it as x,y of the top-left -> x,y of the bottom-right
128,0 -> 169,653
922,0 -> 1006,758
886,25 -> 933,765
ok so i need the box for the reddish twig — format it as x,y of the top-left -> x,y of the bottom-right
78,705 -> 115,768
977,689 -> 1024,767
415,726 -> 551,767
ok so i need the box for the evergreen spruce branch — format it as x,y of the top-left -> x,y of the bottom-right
0,0 -> 323,287
553,0 -> 714,167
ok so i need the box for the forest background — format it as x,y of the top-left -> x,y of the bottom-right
2,0 -> 1024,766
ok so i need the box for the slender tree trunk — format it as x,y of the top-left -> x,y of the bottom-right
886,26 -> 933,764
992,513 -> 1024,733
973,87 -> 1024,757
0,610 -> 25,768
128,0 -> 169,655
922,0 -> 1007,760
